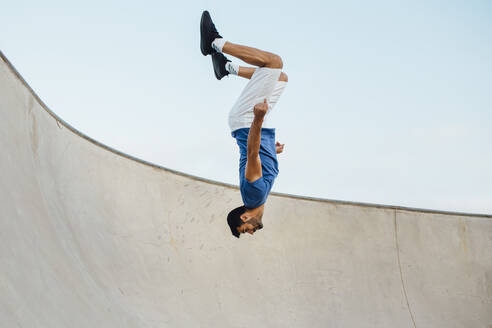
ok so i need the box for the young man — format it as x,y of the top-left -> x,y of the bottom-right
200,11 -> 288,238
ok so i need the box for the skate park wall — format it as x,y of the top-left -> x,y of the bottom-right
1,51 -> 491,328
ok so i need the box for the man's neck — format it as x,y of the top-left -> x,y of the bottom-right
245,204 -> 265,218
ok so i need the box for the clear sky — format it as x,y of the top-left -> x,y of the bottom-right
1,1 -> 491,214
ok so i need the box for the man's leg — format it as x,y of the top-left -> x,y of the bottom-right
211,50 -> 287,81
201,11 -> 283,69
221,42 -> 283,69
237,66 -> 288,81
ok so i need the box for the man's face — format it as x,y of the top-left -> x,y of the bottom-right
237,216 -> 263,235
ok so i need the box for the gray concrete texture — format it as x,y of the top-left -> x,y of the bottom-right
1,51 -> 491,328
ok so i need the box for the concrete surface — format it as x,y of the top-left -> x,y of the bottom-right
1,50 -> 491,328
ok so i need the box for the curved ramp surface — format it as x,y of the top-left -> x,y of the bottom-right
1,51 -> 491,328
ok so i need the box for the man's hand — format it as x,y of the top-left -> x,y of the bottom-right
254,99 -> 268,119
276,141 -> 285,154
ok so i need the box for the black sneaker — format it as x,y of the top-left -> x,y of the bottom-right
212,52 -> 230,80
200,10 -> 222,56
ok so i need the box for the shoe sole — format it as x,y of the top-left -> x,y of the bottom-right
212,53 -> 229,80
212,54 -> 222,80
200,11 -> 212,56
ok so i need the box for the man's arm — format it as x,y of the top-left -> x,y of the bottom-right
245,99 -> 268,182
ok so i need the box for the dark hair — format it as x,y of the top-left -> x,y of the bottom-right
227,205 -> 246,238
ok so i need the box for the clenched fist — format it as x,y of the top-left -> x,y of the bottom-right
276,142 -> 285,154
254,99 -> 269,119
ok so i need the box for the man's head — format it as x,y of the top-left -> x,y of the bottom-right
227,205 -> 264,238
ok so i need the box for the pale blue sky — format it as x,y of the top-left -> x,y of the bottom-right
2,1 -> 491,214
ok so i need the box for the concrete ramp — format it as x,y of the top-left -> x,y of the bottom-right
1,51 -> 491,328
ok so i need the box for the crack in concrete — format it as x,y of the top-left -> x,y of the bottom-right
394,210 -> 417,328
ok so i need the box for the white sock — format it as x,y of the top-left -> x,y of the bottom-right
212,38 -> 226,53
225,62 -> 239,75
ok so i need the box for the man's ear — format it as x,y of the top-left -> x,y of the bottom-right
240,213 -> 249,222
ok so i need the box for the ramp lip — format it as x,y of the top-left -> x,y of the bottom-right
2,49 -> 491,219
